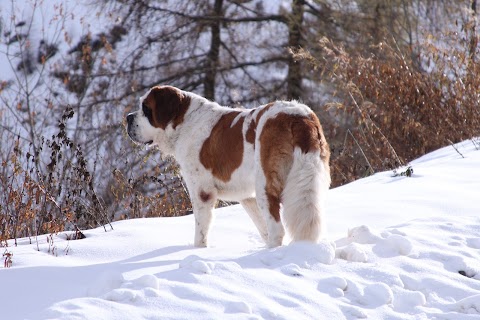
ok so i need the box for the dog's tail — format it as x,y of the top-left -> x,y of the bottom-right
282,147 -> 330,243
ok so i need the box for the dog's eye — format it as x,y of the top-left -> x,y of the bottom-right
142,103 -> 152,119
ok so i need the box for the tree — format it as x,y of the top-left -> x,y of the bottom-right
2,0 -> 479,242
286,0 -> 305,100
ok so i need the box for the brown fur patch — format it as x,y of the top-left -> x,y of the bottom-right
199,191 -> 212,202
245,102 -> 275,147
245,119 -> 256,145
200,112 -> 245,182
143,86 -> 191,129
259,111 -> 330,222
266,193 -> 281,222
255,102 -> 274,123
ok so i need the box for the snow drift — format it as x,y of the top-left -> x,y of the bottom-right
1,139 -> 479,320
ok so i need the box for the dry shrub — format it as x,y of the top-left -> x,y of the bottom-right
0,106 -> 192,246
111,163 -> 191,220
297,30 -> 480,186
0,140 -> 46,245
0,107 -> 108,245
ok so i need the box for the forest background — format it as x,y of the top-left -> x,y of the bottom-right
1,0 -> 479,244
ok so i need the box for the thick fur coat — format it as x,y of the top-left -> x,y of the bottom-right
126,85 -> 331,247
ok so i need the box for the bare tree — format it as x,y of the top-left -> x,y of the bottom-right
204,0 -> 223,100
2,0 -> 478,242
286,0 -> 305,100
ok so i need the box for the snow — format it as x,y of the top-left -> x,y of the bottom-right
1,139 -> 480,320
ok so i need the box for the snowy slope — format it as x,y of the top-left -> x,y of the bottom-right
1,139 -> 480,320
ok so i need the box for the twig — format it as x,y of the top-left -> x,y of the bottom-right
447,139 -> 464,158
347,129 -> 375,175
471,138 -> 480,150
348,91 -> 403,167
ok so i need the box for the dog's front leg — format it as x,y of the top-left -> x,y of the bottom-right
192,190 -> 217,247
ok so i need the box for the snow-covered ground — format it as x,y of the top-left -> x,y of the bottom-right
1,139 -> 480,320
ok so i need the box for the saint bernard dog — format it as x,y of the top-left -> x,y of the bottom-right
126,85 -> 331,248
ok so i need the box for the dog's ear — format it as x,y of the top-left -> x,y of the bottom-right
146,86 -> 190,129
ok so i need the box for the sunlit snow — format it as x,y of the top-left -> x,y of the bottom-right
1,139 -> 479,319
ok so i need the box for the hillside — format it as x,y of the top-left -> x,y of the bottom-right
0,139 -> 479,319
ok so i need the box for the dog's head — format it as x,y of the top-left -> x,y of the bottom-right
126,85 -> 190,150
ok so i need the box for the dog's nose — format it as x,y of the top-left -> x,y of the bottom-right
126,113 -> 134,127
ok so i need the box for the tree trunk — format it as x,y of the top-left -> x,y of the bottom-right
470,0 -> 477,62
286,0 -> 304,100
204,0 -> 223,100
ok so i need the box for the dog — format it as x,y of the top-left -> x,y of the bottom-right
126,85 -> 331,247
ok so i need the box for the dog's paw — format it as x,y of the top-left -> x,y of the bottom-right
194,238 -> 208,248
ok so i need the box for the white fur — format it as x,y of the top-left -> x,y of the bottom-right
282,148 -> 330,242
126,87 -> 330,248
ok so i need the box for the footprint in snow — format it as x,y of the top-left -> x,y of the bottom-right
373,234 -> 413,258
347,225 -> 382,244
434,253 -> 479,279
360,283 -> 394,307
467,237 -> 480,249
339,305 -> 367,319
342,280 -> 393,308
451,294 -> 480,314
392,288 -> 426,312
104,288 -> 138,302
383,228 -> 407,237
179,255 -> 214,274
279,263 -> 303,277
336,243 -> 370,263
224,300 -> 252,314
317,276 -> 348,297
131,274 -> 159,290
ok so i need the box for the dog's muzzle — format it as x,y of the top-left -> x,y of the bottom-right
126,113 -> 137,140
126,113 -> 153,145
126,113 -> 135,129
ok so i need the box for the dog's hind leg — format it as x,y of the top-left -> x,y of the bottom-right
255,188 -> 285,248
240,198 -> 268,244
255,139 -> 290,248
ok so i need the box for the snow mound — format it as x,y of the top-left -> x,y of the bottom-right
1,139 -> 480,319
